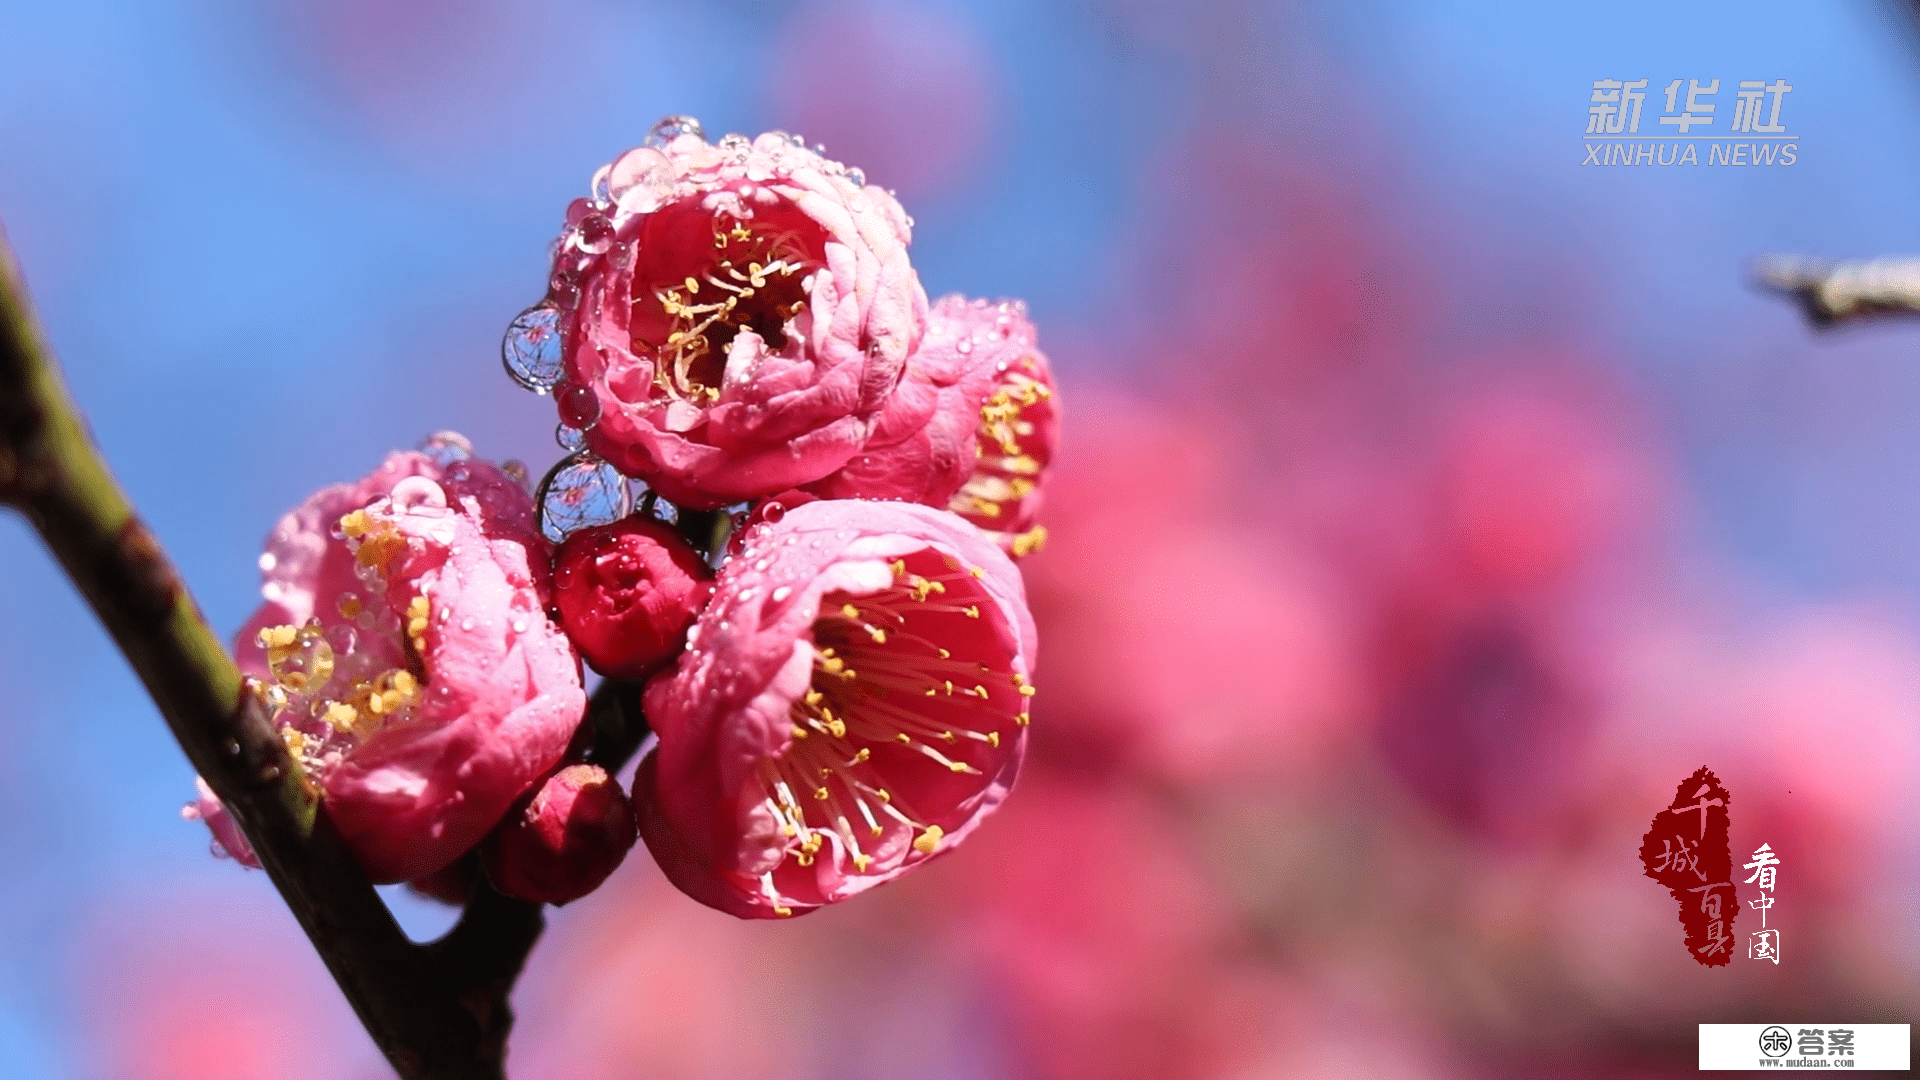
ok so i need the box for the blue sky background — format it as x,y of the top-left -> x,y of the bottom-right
4,0 -> 1920,1074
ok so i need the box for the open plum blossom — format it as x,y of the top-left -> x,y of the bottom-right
554,127 -> 928,508
944,299 -> 1057,559
803,294 -> 1058,559
635,500 -> 1036,918
187,440 -> 586,883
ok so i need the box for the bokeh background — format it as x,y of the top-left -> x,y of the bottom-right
3,0 -> 1919,1076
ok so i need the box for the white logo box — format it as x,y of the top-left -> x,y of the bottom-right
1699,1024 -> 1910,1071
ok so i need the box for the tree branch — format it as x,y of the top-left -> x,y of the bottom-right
0,222 -> 544,1080
1753,254 -> 1920,327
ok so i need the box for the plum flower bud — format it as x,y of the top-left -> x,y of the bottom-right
636,500 -> 1036,918
484,763 -> 639,905
945,299 -> 1058,559
553,516 -> 712,680
187,443 -> 586,884
556,127 -> 930,509
803,293 -> 1005,506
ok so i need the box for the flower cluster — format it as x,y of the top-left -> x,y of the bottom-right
190,119 -> 1056,919
186,437 -> 588,886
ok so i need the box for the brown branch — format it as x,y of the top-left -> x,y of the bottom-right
1753,254 -> 1920,327
0,222 -> 545,1080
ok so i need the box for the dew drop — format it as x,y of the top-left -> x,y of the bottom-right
557,424 -> 586,452
589,163 -> 613,207
325,624 -> 358,655
390,476 -> 448,513
717,133 -> 751,153
501,460 -> 531,490
535,452 -> 634,543
607,147 -> 674,216
461,618 -> 475,631
772,585 -> 792,602
577,213 -> 615,254
546,278 -> 582,310
956,337 -> 972,355
416,430 -> 475,466
645,115 -> 705,148
846,166 -> 866,188
258,551 -> 277,572
511,619 -> 527,634
502,303 -> 565,393
557,383 -> 601,429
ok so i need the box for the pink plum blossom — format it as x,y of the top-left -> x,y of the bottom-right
188,442 -> 585,883
552,516 -> 712,680
803,293 -> 1009,506
944,299 -> 1057,558
634,499 -> 1035,918
555,128 -> 929,508
485,763 -> 638,905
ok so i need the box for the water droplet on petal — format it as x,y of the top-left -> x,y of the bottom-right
557,383 -> 601,429
325,623 -> 358,654
589,163 -> 613,207
258,552 -> 277,572
556,424 -> 586,451
546,278 -> 582,310
645,115 -> 704,148
501,460 -> 530,490
502,303 -> 565,393
390,476 -> 449,512
577,213 -> 615,254
771,586 -> 792,602
535,452 -> 634,543
416,431 -> 475,466
846,166 -> 866,188
717,133 -> 751,155
608,146 -> 674,217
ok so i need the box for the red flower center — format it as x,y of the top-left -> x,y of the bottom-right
747,550 -> 1033,914
626,206 -> 826,402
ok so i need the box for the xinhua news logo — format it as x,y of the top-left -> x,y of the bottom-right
1699,1024 -> 1911,1070
1584,79 -> 1797,167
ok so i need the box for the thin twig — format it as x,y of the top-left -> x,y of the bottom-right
0,222 -> 543,1080
1753,254 -> 1920,327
